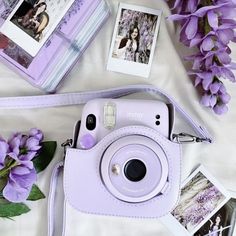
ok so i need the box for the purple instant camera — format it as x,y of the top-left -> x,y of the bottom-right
64,98 -> 181,218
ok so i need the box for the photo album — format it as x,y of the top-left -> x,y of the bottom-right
160,166 -> 236,236
0,1 -> 163,91
107,3 -> 162,78
0,0 -> 110,92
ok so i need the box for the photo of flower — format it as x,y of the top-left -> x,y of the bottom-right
112,8 -> 158,64
172,171 -> 226,233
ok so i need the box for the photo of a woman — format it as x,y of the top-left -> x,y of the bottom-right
11,0 -> 49,41
10,0 -> 49,42
208,215 -> 223,236
116,25 -> 139,62
18,3 -> 47,28
111,8 -> 158,64
194,198 -> 236,236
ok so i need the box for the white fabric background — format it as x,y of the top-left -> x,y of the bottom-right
0,0 -> 236,235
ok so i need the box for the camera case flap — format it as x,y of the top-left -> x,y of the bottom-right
64,125 -> 181,218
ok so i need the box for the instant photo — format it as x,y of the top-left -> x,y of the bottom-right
194,198 -> 236,236
107,3 -> 162,78
160,166 -> 231,236
0,0 -> 75,56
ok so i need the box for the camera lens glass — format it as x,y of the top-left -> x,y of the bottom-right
124,159 -> 146,182
86,114 -> 96,130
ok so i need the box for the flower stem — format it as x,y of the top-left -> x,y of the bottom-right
204,17 -> 211,35
0,160 -> 18,178
202,0 -> 212,6
0,168 -> 10,178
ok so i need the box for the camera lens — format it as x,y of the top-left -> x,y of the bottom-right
124,159 -> 146,182
86,114 -> 96,130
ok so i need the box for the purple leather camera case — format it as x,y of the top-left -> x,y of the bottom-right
64,125 -> 181,218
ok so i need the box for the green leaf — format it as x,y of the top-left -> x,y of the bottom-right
0,197 -> 8,204
33,141 -> 57,173
0,202 -> 30,217
27,184 -> 45,201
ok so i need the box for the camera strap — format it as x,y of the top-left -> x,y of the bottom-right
0,84 -> 212,143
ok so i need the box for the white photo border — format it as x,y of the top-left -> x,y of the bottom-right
160,165 -> 231,236
0,0 -> 75,56
106,3 -> 162,78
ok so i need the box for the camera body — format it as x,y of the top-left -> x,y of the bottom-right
76,98 -> 171,149
64,98 -> 181,218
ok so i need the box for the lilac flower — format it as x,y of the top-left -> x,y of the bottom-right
213,103 -> 228,114
167,0 -> 236,114
8,129 -> 42,161
169,3 -> 231,43
3,167 -> 36,203
29,128 -> 44,142
171,0 -> 200,14
0,129 -> 43,203
0,138 -> 8,170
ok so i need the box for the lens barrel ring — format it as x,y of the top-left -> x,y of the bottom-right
100,135 -> 169,203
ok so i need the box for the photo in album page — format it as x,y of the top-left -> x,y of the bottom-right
0,0 -> 75,56
107,3 -> 162,78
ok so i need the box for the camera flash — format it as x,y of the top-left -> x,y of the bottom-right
111,164 -> 120,175
104,102 -> 116,129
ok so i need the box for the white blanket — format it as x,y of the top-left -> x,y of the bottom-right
0,0 -> 236,235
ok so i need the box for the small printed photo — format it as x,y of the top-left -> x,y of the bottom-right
10,0 -> 49,42
112,9 -> 158,64
170,166 -> 230,235
194,198 -> 236,236
172,172 -> 226,233
107,3 -> 162,78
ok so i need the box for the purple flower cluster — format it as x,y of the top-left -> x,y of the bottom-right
0,129 -> 43,203
196,185 -> 222,203
168,0 -> 236,114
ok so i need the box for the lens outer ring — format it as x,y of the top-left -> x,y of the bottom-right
100,135 -> 168,203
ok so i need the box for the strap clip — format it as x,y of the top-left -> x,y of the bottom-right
61,139 -> 73,155
172,133 -> 212,144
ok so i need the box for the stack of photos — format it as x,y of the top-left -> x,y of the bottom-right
107,3 -> 162,78
160,166 -> 236,236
